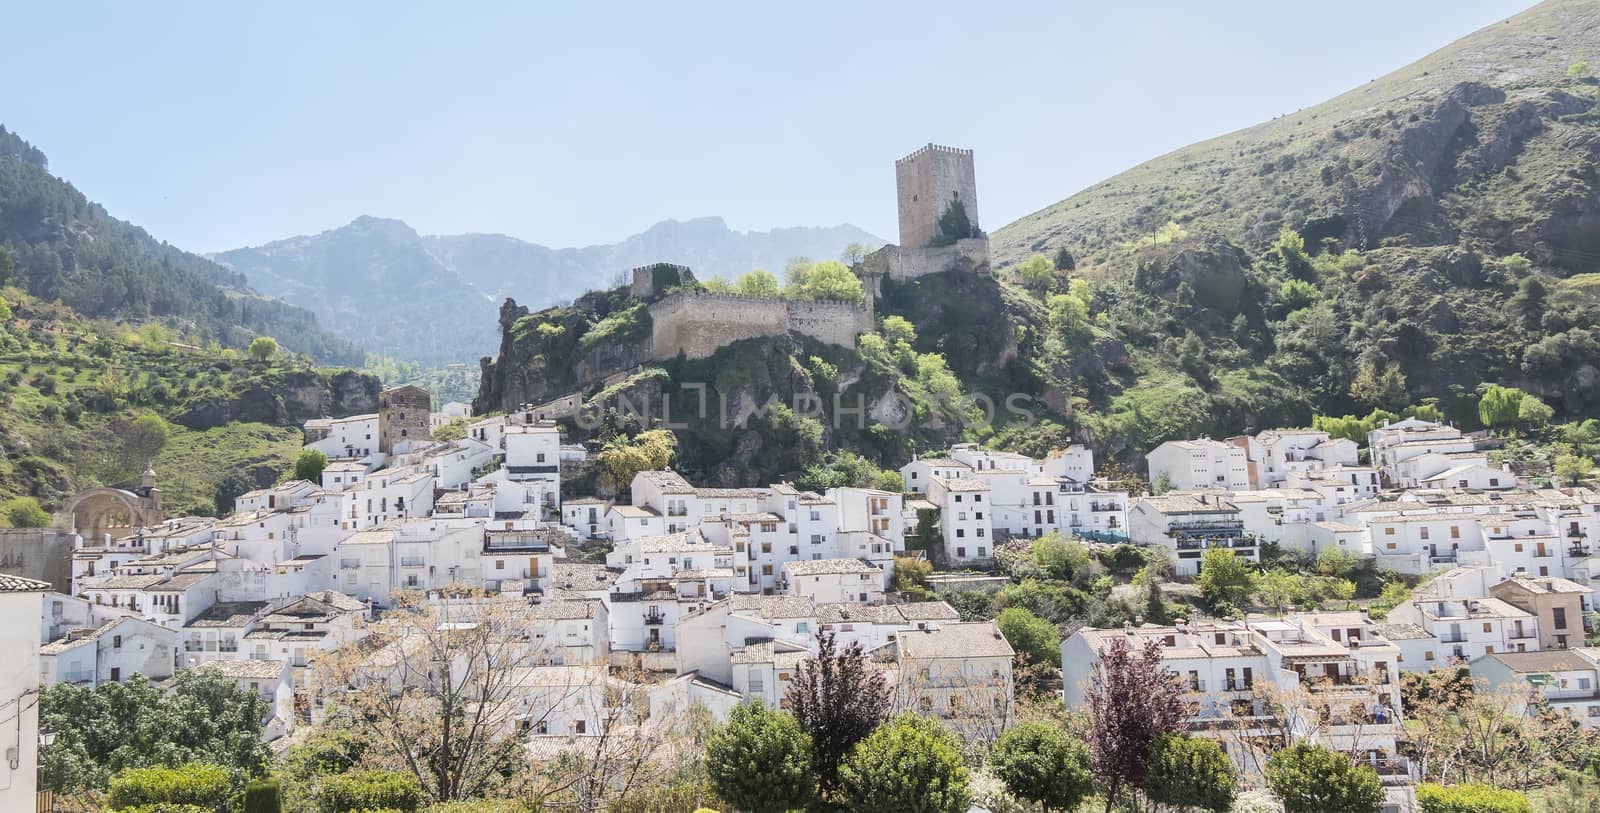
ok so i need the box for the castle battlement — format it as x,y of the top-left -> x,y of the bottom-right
896,143 -> 974,165
646,290 -> 871,360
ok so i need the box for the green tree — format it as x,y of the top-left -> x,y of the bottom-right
293,448 -> 329,483
841,243 -> 874,265
317,769 -> 422,813
1477,384 -> 1527,432
213,468 -> 257,516
106,763 -> 233,813
1277,278 -> 1321,314
1349,360 -> 1407,411
1569,60 -> 1591,78
1264,743 -> 1384,813
0,244 -> 13,287
1273,228 -> 1314,280
39,671 -> 270,794
1518,395 -> 1554,429
935,198 -> 979,245
1140,735 -> 1237,812
791,259 -> 864,304
997,607 -> 1060,666
248,336 -> 279,361
1031,533 -> 1092,583
1053,247 -> 1076,272
1196,548 -> 1258,611
1151,472 -> 1173,495
989,723 -> 1093,813
838,714 -> 970,813
243,778 -> 282,813
704,702 -> 815,813
599,429 -> 678,495
124,413 -> 170,468
1509,276 -> 1548,328
1554,454 -> 1594,486
1416,782 -> 1531,813
1016,254 -> 1057,293
2,496 -> 51,528
736,268 -> 781,296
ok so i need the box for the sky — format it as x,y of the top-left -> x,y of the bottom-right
2,0 -> 1538,254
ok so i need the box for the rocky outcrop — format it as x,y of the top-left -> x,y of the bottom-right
176,369 -> 381,430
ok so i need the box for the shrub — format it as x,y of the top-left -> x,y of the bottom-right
1141,734 -> 1237,812
1416,783 -> 1531,813
106,764 -> 233,813
317,770 -> 423,813
988,722 -> 1092,812
704,702 -> 814,813
1265,743 -> 1383,813
243,778 -> 282,813
839,714 -> 969,813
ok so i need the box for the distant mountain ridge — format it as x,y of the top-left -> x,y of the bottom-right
0,125 -> 359,364
216,216 -> 884,365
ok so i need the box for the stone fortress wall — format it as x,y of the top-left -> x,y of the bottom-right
646,291 -> 869,360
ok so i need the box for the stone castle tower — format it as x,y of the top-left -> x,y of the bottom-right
377,384 -> 432,454
895,144 -> 979,248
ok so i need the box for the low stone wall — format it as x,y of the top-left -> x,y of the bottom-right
864,237 -> 991,282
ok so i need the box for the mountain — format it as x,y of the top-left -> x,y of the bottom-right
212,217 -> 500,368
0,126 -> 359,364
994,0 -> 1600,267
217,216 -> 884,365
976,0 -> 1600,457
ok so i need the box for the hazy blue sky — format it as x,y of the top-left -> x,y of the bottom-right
3,1 -> 1535,253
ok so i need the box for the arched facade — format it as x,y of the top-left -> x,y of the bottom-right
58,486 -> 162,542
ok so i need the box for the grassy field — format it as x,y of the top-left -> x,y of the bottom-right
155,423 -> 302,517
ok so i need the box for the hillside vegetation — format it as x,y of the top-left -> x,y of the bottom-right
984,0 -> 1600,456
0,287 -> 378,517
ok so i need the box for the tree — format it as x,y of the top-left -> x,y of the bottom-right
107,763 -> 233,813
791,259 -> 865,304
315,593 -> 569,803
1277,278 -> 1321,314
1016,254 -> 1057,293
1517,395 -> 1554,429
598,429 -> 678,495
214,468 -> 257,516
1554,454 -> 1594,486
40,671 -> 269,795
1196,548 -> 1258,611
785,631 -> 890,792
1140,735 -> 1237,812
317,769 -> 423,812
1151,472 -> 1173,495
704,702 -> 815,813
243,778 -> 282,813
1349,360 -> 1407,411
1264,743 -> 1384,813
294,448 -> 329,483
989,723 -> 1093,813
935,198 -> 979,245
1416,783 -> 1531,813
248,336 -> 279,361
2,496 -> 51,527
0,244 -> 13,287
1085,636 -> 1185,811
1273,228 -> 1314,280
736,268 -> 781,296
997,607 -> 1060,666
124,413 -> 170,468
1054,246 -> 1076,272
1509,276 -> 1547,328
838,714 -> 970,813
840,243 -> 874,265
1479,385 -> 1537,433
1569,60 -> 1591,78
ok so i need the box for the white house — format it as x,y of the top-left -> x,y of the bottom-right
1471,649 -> 1600,729
1145,438 -> 1250,491
781,559 -> 886,605
1128,492 -> 1259,577
0,575 -> 50,810
925,477 -> 994,564
39,615 -> 178,686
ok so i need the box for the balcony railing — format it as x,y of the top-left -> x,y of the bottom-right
60,670 -> 94,684
644,614 -> 666,625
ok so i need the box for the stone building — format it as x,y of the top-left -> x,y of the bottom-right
895,143 -> 980,248
377,385 -> 432,455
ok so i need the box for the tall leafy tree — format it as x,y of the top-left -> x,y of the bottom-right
996,607 -> 1060,666
1265,743 -> 1384,813
989,723 -> 1093,813
705,702 -> 815,813
1196,548 -> 1258,611
838,714 -> 969,813
1140,735 -> 1237,812
785,631 -> 890,792
1085,636 -> 1185,812
294,448 -> 329,483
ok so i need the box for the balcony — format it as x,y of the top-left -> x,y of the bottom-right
1168,519 -> 1245,532
1090,503 -> 1120,513
644,613 -> 666,626
60,670 -> 95,684
1175,537 -> 1256,551
1438,634 -> 1467,644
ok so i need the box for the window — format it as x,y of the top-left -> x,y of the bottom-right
1450,525 -> 1460,539
574,720 -> 586,734
750,673 -> 765,693
496,560 -> 505,570
1554,608 -> 1568,629
1384,527 -> 1396,536
112,635 -> 122,649
956,529 -> 965,538
1483,622 -> 1492,633
1420,527 -> 1430,540
974,494 -> 983,502
957,547 -> 967,558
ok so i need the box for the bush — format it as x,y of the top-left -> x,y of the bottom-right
704,702 -> 814,813
243,778 -> 282,813
422,803 -> 533,813
1265,743 -> 1383,813
1141,735 -> 1237,812
106,764 -> 233,813
317,770 -> 423,813
839,714 -> 969,813
2,496 -> 51,528
988,722 -> 1092,812
1416,783 -> 1531,813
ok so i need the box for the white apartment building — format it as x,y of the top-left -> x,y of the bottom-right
1387,595 -> 1539,663
0,575 -> 49,810
926,476 -> 993,564
304,414 -> 380,462
1472,649 -> 1600,729
1128,492 -> 1259,577
781,559 -> 886,604
1235,429 -> 1359,488
1146,438 -> 1251,491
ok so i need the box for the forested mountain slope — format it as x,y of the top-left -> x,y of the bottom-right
0,126 -> 358,364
